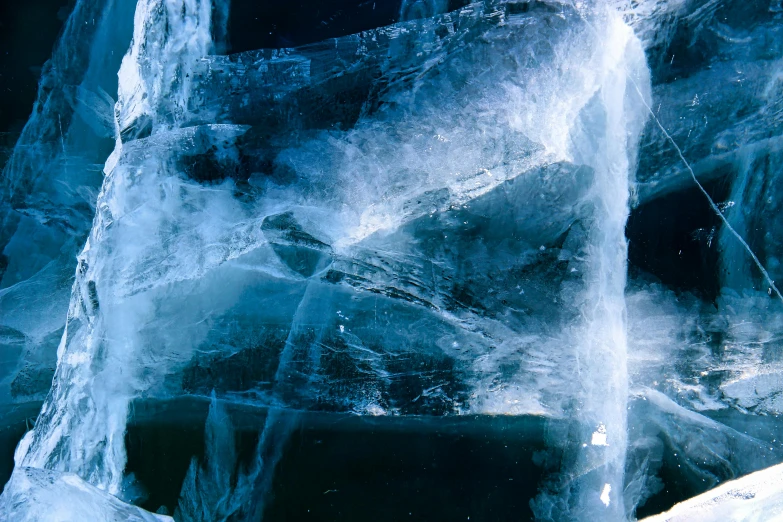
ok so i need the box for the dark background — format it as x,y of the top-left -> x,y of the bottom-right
0,0 -> 74,137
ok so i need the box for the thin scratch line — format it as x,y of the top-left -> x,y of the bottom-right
625,73 -> 783,304
575,2 -> 783,304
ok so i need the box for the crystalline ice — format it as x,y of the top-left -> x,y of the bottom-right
0,467 -> 172,522
1,0 -> 782,520
640,461 -> 783,522
0,0 -> 136,410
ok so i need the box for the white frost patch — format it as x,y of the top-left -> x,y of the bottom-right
65,351 -> 90,366
600,483 -> 612,507
591,423 -> 609,446
641,461 -> 783,521
363,404 -> 387,416
721,370 -> 783,414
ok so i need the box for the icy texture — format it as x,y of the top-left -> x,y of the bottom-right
174,393 -> 267,522
1,0 -> 783,520
640,461 -> 783,522
5,0 -> 649,518
15,0 -> 226,495
622,0 -> 783,291
0,0 -> 136,410
0,467 -> 171,522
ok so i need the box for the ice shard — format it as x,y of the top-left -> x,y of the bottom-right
1,0 -> 782,520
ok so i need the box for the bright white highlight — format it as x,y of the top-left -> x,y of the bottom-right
601,483 -> 612,507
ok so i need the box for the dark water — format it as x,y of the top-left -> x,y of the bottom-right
0,395 -> 774,520
120,398 -> 714,520
126,399 -> 552,521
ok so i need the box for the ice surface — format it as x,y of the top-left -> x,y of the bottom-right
22,0 -> 647,478
640,461 -> 783,522
0,0 -> 136,408
14,0 -> 226,495
0,467 -> 172,522
1,0 -> 782,520
622,0 -> 783,200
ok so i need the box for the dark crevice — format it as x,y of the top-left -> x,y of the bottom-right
227,0 -> 470,54
626,177 -> 732,301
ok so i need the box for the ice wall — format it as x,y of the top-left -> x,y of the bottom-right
1,2 -> 653,519
620,1 -> 783,517
3,0 -> 782,520
527,6 -> 650,519
0,0 -> 136,411
11,0 -> 230,496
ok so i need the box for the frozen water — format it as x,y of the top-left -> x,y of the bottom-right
0,0 -> 136,409
0,467 -> 172,522
0,0 -> 782,520
640,461 -> 783,522
173,393 -> 261,522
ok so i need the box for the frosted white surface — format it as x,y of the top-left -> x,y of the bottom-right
641,462 -> 783,522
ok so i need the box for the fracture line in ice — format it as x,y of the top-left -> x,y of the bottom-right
629,79 -> 783,304
590,1 -> 783,304
577,1 -> 783,305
